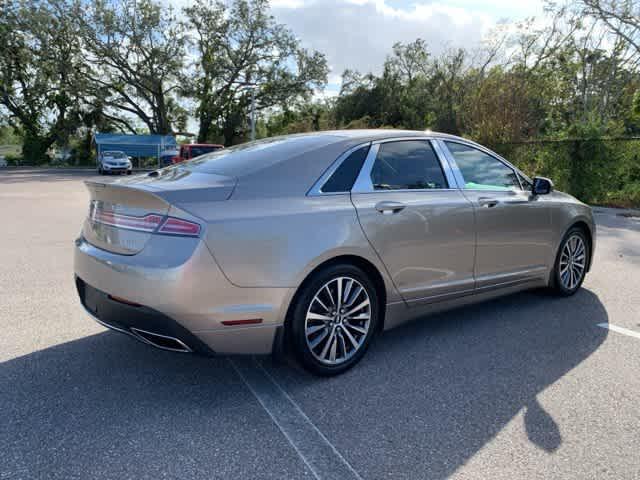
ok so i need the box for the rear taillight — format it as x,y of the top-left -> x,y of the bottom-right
90,207 -> 200,237
158,217 -> 201,236
91,210 -> 163,233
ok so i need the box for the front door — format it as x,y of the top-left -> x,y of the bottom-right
440,140 -> 552,289
351,139 -> 476,304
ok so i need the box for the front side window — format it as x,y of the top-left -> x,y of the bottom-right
370,141 -> 448,191
444,141 -> 521,191
518,172 -> 533,191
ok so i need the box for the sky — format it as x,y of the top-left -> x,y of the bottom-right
267,0 -> 547,94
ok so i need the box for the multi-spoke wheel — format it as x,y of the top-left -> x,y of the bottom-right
290,264 -> 380,375
551,227 -> 590,296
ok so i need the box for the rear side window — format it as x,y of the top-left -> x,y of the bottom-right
370,141 -> 448,190
321,145 -> 370,193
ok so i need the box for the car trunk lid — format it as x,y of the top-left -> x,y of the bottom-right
83,168 -> 236,255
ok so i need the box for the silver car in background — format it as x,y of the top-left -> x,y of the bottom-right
98,150 -> 132,175
74,130 -> 595,375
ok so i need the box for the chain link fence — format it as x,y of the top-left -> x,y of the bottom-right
492,138 -> 640,208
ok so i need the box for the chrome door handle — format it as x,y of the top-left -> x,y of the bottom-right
478,197 -> 500,208
375,201 -> 406,215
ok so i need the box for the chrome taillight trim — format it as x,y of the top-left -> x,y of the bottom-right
157,217 -> 202,237
90,209 -> 163,233
89,202 -> 201,237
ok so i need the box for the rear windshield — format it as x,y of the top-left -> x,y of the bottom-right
181,135 -> 340,177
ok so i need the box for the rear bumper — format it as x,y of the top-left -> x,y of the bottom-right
73,235 -> 293,355
76,276 -> 215,355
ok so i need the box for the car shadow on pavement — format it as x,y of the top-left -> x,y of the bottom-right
0,332 -> 310,479
264,288 -> 609,479
1,288 -> 608,479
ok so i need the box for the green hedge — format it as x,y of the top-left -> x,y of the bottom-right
493,139 -> 640,208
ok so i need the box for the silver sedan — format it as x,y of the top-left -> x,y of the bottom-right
74,130 -> 595,375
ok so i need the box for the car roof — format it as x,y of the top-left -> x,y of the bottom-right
314,129 -> 458,140
282,129 -> 498,161
271,128 -> 468,141
174,129 -> 504,200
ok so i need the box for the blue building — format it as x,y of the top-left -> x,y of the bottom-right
93,133 -> 177,168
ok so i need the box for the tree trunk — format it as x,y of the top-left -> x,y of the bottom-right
198,112 -> 212,143
223,122 -> 235,146
21,131 -> 54,164
155,90 -> 171,135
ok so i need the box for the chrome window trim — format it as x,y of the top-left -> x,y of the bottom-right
307,142 -> 372,196
430,138 -> 462,189
517,171 -> 534,190
351,137 -> 457,194
351,143 -> 379,193
436,138 -> 527,191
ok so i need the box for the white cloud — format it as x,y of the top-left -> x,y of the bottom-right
270,0 -> 500,81
172,0 -> 544,85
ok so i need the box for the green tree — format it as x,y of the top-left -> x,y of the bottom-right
0,0 -> 89,162
183,0 -> 328,145
579,0 -> 640,56
79,0 -> 187,135
264,100 -> 336,136
386,39 -> 431,83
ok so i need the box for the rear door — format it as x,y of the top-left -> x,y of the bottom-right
351,139 -> 476,304
439,140 -> 552,289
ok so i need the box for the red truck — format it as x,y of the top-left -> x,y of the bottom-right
172,143 -> 224,164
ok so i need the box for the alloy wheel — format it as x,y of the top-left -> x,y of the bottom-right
559,234 -> 586,290
304,276 -> 371,365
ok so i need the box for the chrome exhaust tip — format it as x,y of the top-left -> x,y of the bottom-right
130,328 -> 192,353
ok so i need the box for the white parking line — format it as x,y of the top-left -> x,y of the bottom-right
230,358 -> 362,480
597,323 -> 640,340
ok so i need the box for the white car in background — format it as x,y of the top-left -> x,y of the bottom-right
98,151 -> 132,175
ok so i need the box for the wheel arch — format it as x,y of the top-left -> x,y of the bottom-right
283,254 -> 389,345
565,220 -> 594,272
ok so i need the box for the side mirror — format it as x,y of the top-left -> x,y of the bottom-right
532,176 -> 553,195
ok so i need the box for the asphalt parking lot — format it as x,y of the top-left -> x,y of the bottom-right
2,169 -> 640,479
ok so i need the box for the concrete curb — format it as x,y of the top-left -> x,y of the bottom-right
592,206 -> 640,217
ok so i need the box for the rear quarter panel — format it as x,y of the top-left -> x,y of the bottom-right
197,194 -> 401,302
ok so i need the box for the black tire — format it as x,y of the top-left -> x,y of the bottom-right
549,227 -> 590,296
290,264 -> 380,376
97,166 -> 103,175
127,170 -> 132,175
